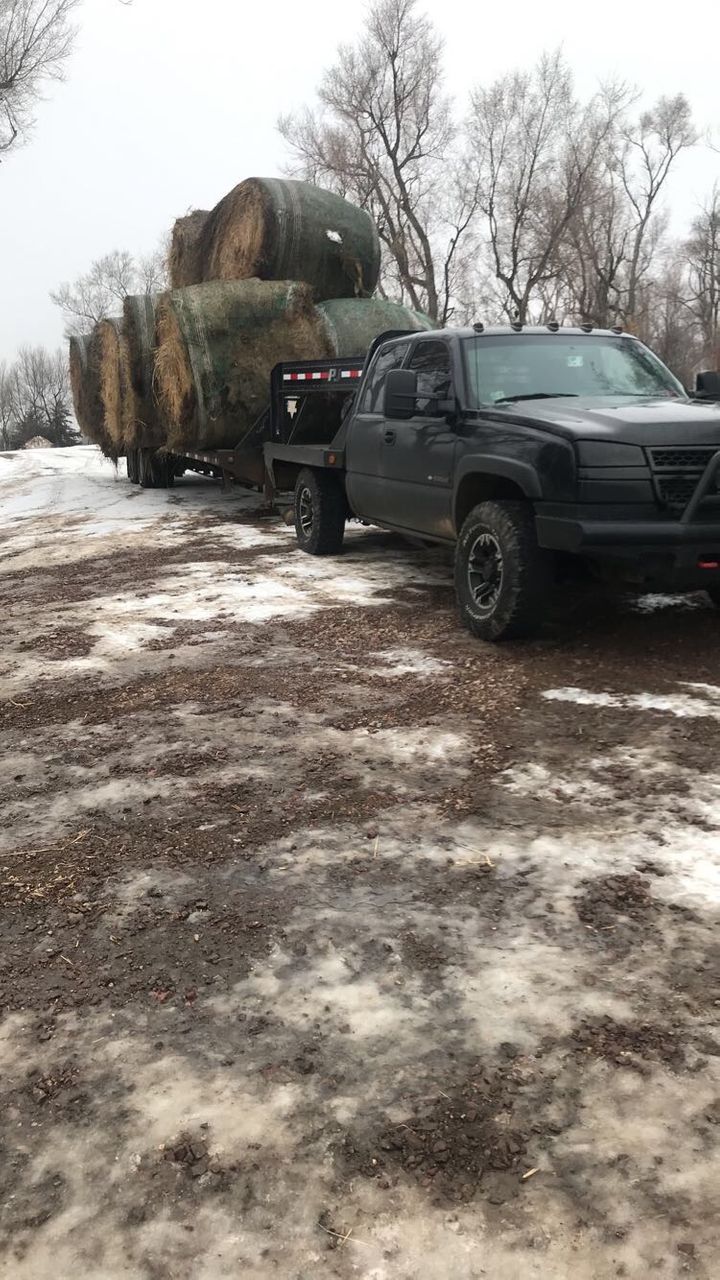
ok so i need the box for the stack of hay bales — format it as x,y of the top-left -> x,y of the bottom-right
71,178 -> 434,462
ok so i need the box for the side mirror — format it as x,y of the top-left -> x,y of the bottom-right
696,370 -> 720,400
385,368 -> 418,420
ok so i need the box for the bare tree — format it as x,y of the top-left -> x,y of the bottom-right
12,343 -> 68,419
618,94 -> 697,327
0,359 -> 16,448
0,345 -> 77,446
641,256 -> 700,386
279,0 -> 476,323
0,0 -> 79,156
555,159 -> 635,326
51,246 -> 169,336
683,187 -> 720,367
526,90 -> 696,337
467,52 -> 629,324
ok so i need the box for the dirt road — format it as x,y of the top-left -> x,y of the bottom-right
1,447 -> 718,1279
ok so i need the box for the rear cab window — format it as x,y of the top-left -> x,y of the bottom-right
407,340 -> 454,413
359,341 -> 409,414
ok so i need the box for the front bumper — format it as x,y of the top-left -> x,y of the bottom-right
536,449 -> 720,585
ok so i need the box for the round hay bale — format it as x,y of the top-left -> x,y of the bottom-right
97,318 -> 136,451
200,179 -> 381,300
316,298 -> 435,356
69,332 -> 117,460
154,279 -> 333,452
69,334 -> 94,435
169,209 -> 211,289
123,293 -> 166,446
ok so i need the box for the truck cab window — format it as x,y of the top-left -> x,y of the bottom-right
360,343 -> 408,414
407,341 -> 453,414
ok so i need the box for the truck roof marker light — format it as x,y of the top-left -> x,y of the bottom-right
473,321 -> 484,333
581,322 -> 593,333
547,319 -> 560,332
612,324 -> 623,334
511,321 -> 523,332
698,558 -> 720,570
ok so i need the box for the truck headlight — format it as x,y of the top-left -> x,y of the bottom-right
577,441 -> 646,466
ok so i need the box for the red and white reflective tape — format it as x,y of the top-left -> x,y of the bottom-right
282,368 -> 363,382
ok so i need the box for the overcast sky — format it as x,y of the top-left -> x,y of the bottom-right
1,0 -> 719,361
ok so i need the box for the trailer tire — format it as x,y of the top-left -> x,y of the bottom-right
138,450 -> 174,489
138,450 -> 155,489
455,500 -> 551,641
294,468 -> 345,555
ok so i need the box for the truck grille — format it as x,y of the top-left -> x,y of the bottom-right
649,447 -> 717,471
647,446 -> 719,510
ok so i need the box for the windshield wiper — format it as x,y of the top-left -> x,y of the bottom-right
494,392 -> 579,404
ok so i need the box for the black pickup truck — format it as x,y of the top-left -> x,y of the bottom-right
264,325 -> 720,640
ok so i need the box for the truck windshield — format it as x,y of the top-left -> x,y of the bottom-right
462,334 -> 686,408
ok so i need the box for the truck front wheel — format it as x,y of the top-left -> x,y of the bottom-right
455,500 -> 551,641
294,468 -> 346,555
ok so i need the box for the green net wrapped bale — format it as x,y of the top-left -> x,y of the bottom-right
154,279 -> 333,452
123,294 -> 166,446
169,210 -> 211,289
317,298 -> 435,355
69,332 -> 117,460
199,178 -> 381,299
154,281 -> 435,457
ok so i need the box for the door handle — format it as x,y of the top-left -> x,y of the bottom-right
384,428 -> 396,445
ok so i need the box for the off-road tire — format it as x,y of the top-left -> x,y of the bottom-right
455,500 -> 551,641
294,468 -> 346,555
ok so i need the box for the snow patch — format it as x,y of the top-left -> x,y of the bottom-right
630,592 -> 708,613
544,685 -> 720,719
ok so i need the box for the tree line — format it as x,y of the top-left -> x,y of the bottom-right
4,0 -> 720,449
0,347 -> 78,450
279,0 -> 719,384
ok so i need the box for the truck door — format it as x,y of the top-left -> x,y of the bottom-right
345,340 -> 411,520
380,338 -> 457,538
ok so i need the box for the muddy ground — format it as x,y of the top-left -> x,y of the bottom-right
0,448 -> 719,1279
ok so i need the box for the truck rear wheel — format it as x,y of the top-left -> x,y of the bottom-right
294,468 -> 345,555
455,500 -> 551,641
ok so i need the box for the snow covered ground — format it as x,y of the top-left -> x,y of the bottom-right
1,447 -> 719,1280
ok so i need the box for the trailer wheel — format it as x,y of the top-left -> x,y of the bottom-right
294,468 -> 345,555
138,449 -> 155,489
138,450 -> 173,489
455,500 -> 551,641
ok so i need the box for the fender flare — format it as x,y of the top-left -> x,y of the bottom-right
454,455 -> 543,502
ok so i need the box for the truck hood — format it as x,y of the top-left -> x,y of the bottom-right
493,396 -> 720,446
